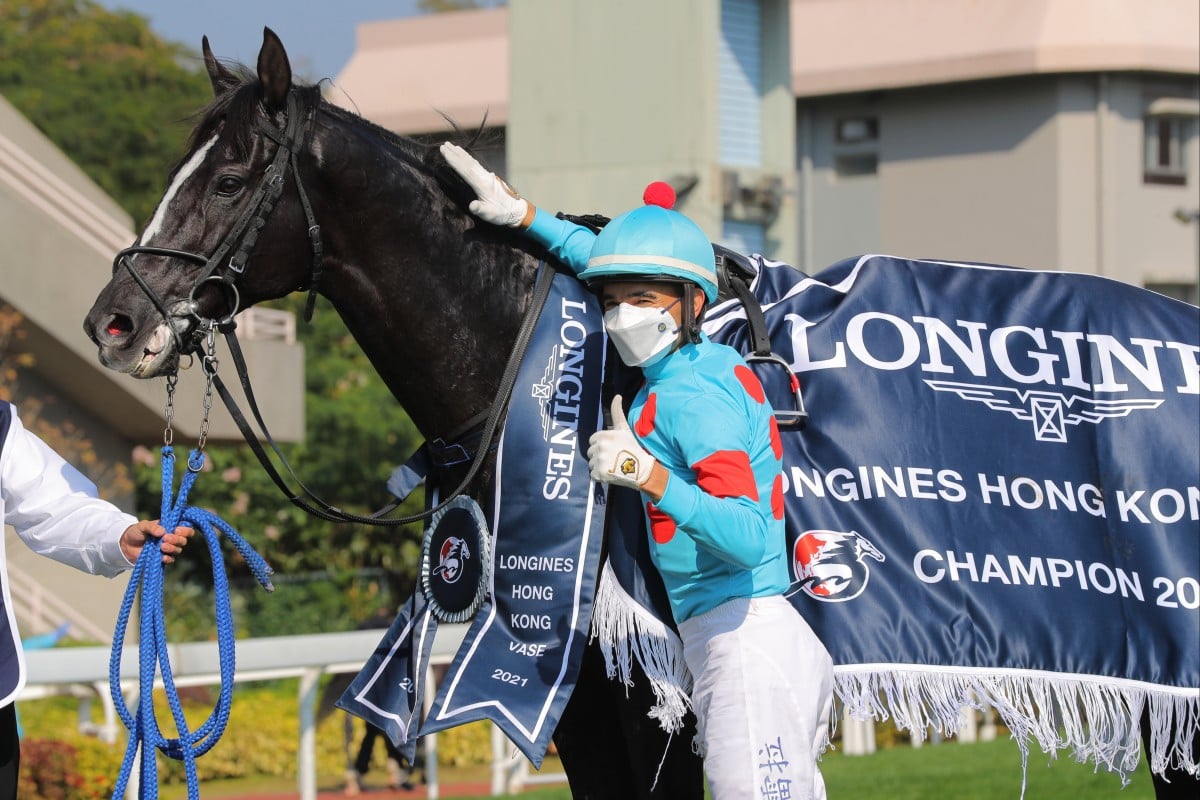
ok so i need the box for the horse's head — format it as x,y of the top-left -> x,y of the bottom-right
84,28 -> 320,376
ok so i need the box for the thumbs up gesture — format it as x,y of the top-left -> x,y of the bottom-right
587,396 -> 657,490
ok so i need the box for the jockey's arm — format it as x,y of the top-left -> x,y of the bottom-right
522,208 -> 595,276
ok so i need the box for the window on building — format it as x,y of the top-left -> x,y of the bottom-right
1144,115 -> 1189,185
834,115 -> 879,178
1142,93 -> 1198,186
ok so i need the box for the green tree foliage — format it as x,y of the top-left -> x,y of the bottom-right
1,1 -> 429,636
0,0 -> 212,227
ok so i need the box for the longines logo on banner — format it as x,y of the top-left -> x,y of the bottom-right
533,298 -> 592,500
784,311 -> 1198,443
924,381 -> 1163,443
790,529 -> 886,603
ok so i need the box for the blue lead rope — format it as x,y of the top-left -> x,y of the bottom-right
109,447 -> 274,800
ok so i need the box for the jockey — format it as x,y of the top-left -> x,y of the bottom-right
443,143 -> 834,800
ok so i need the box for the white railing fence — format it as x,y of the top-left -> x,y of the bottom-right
20,627 -> 565,799
7,561 -> 112,644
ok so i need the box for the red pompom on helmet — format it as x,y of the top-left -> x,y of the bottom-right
642,181 -> 676,210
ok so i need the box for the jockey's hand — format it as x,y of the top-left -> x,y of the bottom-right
588,396 -> 657,491
440,142 -> 532,228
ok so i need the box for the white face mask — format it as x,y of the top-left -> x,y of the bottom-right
603,300 -> 681,367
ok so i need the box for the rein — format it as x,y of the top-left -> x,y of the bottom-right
111,446 -> 274,800
111,343 -> 274,799
208,261 -> 555,526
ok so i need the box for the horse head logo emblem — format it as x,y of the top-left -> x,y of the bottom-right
618,453 -> 639,477
433,536 -> 471,584
792,529 -> 885,602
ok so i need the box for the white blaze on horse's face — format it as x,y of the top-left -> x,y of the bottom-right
125,133 -> 220,376
139,134 -> 220,247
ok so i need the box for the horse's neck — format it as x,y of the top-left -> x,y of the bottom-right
307,119 -> 537,439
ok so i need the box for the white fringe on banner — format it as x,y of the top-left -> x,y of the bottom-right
590,562 -> 693,733
590,561 -> 1198,786
836,666 -> 1199,786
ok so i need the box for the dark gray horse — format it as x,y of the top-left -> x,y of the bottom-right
83,27 -> 702,800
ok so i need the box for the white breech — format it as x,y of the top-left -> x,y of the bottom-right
679,595 -> 834,800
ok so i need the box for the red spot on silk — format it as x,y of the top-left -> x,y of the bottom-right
692,450 -> 759,501
647,502 -> 676,544
734,365 -> 766,404
635,393 -> 657,437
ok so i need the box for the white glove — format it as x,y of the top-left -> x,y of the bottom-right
440,141 -> 530,227
587,396 -> 657,490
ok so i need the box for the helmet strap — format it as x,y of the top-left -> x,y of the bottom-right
681,283 -> 702,344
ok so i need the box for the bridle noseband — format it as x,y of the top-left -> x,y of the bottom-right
111,89 -> 324,354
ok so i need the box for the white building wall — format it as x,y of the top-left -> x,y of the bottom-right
797,73 -> 1198,291
798,97 -> 883,270
880,78 -> 1063,269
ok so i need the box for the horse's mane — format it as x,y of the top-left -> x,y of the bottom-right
178,63 -> 542,308
182,64 -> 487,208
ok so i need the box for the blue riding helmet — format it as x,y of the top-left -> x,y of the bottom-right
579,183 -> 719,303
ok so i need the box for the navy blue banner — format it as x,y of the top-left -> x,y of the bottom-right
349,254 -> 1197,777
419,267 -> 607,766
344,267 -> 607,766
336,590 -> 438,764
699,254 -> 1199,775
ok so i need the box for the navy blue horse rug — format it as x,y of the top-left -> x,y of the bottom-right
595,253 -> 1199,781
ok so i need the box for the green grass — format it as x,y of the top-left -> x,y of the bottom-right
453,737 -> 1159,799
174,735 -> 1158,799
818,736 -> 1156,799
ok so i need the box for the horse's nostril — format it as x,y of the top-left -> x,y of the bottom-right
105,314 -> 133,338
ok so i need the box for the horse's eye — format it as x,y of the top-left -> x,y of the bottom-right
216,175 -> 244,196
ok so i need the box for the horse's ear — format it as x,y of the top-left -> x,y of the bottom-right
201,36 -> 239,97
256,27 -> 292,112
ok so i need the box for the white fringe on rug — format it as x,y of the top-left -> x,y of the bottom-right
836,666 -> 1199,784
590,561 -> 1198,785
590,562 -> 693,733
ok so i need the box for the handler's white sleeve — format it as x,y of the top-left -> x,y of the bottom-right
0,405 -> 135,577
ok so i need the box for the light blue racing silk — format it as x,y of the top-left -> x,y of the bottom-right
526,208 -> 595,275
524,210 -> 789,622
630,336 -> 789,622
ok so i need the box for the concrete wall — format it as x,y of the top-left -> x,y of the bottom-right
795,73 -> 1199,290
509,0 -> 797,260
509,0 -> 721,223
880,77 -> 1063,268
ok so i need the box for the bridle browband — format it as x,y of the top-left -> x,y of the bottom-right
111,86 -> 552,527
110,89 -> 324,357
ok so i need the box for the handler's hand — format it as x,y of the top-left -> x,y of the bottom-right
440,142 -> 531,228
120,520 -> 194,565
587,396 -> 657,491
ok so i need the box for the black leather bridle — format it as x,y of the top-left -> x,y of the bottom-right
111,88 -> 324,357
